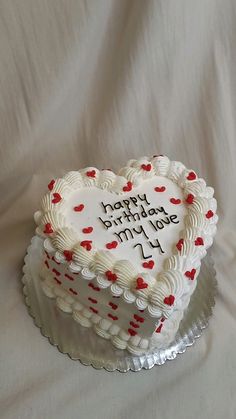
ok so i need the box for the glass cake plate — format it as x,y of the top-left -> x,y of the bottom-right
22,236 -> 217,372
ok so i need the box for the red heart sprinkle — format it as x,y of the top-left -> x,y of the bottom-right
123,181 -> 133,192
195,237 -> 204,246
187,171 -> 196,181
129,321 -> 140,329
63,250 -> 73,261
109,302 -> 118,310
86,170 -> 96,178
108,313 -> 118,321
160,317 -> 166,322
80,240 -> 92,251
105,270 -> 118,282
90,306 -> 98,314
176,238 -> 184,251
154,186 -> 166,192
133,314 -> 144,323
155,324 -> 163,333
52,192 -> 62,204
206,210 -> 214,219
82,226 -> 93,234
142,260 -> 155,269
186,193 -> 194,204
74,204 -> 84,212
43,223 -> 53,234
106,241 -> 118,250
185,269 -> 196,280
164,294 -> 175,306
170,198 -> 181,205
128,328 -> 137,336
141,163 -> 152,171
48,179 -> 55,191
136,277 -> 148,290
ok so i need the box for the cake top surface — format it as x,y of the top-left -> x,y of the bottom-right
35,155 -> 218,317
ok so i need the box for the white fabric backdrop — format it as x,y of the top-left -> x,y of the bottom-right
1,1 -> 236,418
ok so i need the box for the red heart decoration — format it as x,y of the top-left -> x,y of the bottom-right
195,237 -> 204,246
86,170 -> 96,178
155,324 -> 163,333
170,198 -> 181,205
74,204 -> 84,212
185,269 -> 196,280
128,328 -> 137,336
136,277 -> 148,290
63,250 -> 73,261
82,226 -> 93,234
176,238 -> 184,251
80,240 -> 92,251
206,210 -> 214,219
109,302 -> 118,310
186,193 -> 194,204
141,163 -> 152,171
142,260 -> 154,270
106,241 -> 118,250
44,223 -> 53,234
52,192 -> 62,204
105,270 -> 118,282
154,186 -> 166,192
133,314 -> 144,323
187,171 -> 196,181
108,313 -> 118,321
123,181 -> 133,192
164,294 -> 175,306
48,179 -> 55,191
129,321 -> 140,329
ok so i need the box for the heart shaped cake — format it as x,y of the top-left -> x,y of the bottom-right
34,155 -> 218,354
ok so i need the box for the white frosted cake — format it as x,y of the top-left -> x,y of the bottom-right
34,155 -> 218,355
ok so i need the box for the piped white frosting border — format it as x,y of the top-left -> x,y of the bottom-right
34,155 -> 218,320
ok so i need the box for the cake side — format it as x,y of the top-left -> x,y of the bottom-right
35,155 -> 218,353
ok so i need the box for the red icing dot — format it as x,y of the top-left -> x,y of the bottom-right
129,321 -> 140,329
52,268 -> 60,276
44,260 -> 49,269
109,302 -> 118,310
176,238 -> 184,251
206,210 -> 214,219
54,277 -> 61,285
69,288 -> 77,295
133,314 -> 144,323
108,313 -> 118,321
44,223 -> 53,234
89,306 -> 98,314
88,297 -> 97,304
65,273 -> 74,281
155,324 -> 163,333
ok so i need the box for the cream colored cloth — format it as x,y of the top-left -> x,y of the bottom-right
0,1 -> 235,418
